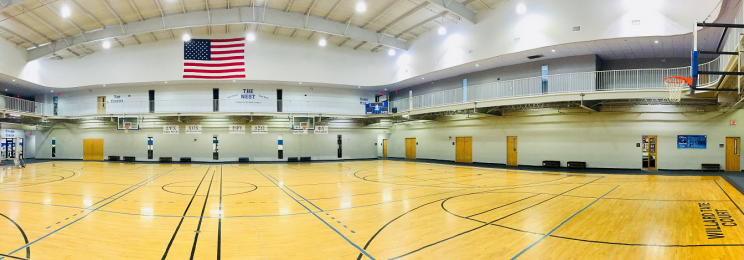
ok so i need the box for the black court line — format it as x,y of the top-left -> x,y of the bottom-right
356,177 -> 603,260
0,253 -> 26,260
190,169 -> 216,259
161,166 -> 211,260
715,180 -> 744,215
0,212 -> 30,259
218,166 -> 223,260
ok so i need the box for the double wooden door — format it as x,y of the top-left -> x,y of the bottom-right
405,138 -> 416,159
83,139 -> 104,160
455,137 -> 472,163
726,137 -> 740,171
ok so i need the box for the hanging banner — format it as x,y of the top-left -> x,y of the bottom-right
293,129 -> 308,134
186,125 -> 202,134
163,125 -> 179,134
314,126 -> 329,134
229,125 -> 246,134
251,125 -> 268,134
677,135 -> 707,149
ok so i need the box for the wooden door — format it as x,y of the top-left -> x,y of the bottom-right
382,139 -> 388,158
97,96 -> 106,114
726,137 -> 741,171
83,139 -> 104,160
405,138 -> 416,159
647,135 -> 657,170
507,136 -> 518,166
456,137 -> 472,163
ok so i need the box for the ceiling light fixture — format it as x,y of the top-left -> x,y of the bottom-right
421,77 -> 425,80
654,40 -> 659,43
516,3 -> 526,14
438,26 -> 447,35
318,38 -> 327,47
61,5 -> 71,18
356,1 -> 367,13
182,34 -> 191,42
388,49 -> 396,56
246,33 -> 256,42
551,49 -> 555,52
476,64 -> 479,67
102,41 -> 111,49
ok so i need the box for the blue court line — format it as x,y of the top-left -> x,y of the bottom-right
510,185 -> 619,260
84,167 -> 188,209
0,200 -> 86,209
264,173 -> 324,212
1,169 -> 176,259
254,169 -> 376,260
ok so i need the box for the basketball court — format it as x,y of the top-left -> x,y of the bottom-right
0,161 -> 742,259
1,0 -> 744,259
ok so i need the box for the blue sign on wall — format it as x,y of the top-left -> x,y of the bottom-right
677,135 -> 707,149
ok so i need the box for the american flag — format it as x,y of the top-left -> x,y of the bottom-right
183,38 -> 246,79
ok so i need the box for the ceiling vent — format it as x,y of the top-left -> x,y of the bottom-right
572,26 -> 581,31
527,54 -> 544,60
632,20 -> 641,26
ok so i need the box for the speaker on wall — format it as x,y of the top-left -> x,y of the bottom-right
392,107 -> 398,113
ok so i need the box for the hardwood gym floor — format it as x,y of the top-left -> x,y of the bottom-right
1,161 -> 743,260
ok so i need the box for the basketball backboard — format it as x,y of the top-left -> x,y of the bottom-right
291,116 -> 315,130
117,117 -> 141,131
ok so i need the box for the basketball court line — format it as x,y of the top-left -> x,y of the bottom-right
1,167 -> 178,259
189,169 -> 216,259
253,168 -> 377,260
0,212 -> 29,259
161,166 -> 212,259
377,177 -> 605,260
509,185 -> 620,259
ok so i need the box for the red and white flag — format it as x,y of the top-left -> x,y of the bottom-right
183,38 -> 246,79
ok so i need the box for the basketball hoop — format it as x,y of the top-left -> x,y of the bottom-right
124,126 -> 130,133
663,76 -> 692,102
302,126 -> 308,131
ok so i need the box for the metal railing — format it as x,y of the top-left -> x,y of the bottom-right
0,95 -> 44,115
397,52 -> 737,111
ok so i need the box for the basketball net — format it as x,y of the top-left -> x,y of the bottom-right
125,126 -> 130,133
663,76 -> 692,102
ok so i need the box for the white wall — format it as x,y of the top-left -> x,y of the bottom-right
387,109 -> 744,170
0,38 -> 27,77
35,119 -> 379,161
42,83 -> 375,116
1,0 -> 722,89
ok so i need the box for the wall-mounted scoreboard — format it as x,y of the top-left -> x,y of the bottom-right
366,102 -> 389,114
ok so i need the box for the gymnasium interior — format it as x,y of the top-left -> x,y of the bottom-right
1,0 -> 744,259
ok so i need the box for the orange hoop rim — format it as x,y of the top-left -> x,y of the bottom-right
664,76 -> 692,86
302,126 -> 308,130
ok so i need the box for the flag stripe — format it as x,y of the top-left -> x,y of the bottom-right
184,62 -> 245,67
210,56 -> 243,61
211,38 -> 246,43
184,75 -> 247,79
184,68 -> 246,73
211,50 -> 244,55
211,44 -> 245,49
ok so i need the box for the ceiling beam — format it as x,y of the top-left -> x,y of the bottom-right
154,0 -> 166,27
101,0 -> 126,30
0,0 -> 24,11
39,0 -> 87,39
16,5 -> 70,45
69,0 -> 106,28
362,0 -> 403,29
0,25 -> 36,47
180,0 -> 187,13
378,2 -> 429,33
353,41 -> 366,50
128,0 -> 145,21
323,0 -> 344,19
27,6 -> 408,60
337,37 -> 350,47
426,0 -> 476,23
0,13 -> 52,44
478,0 -> 493,9
370,44 -> 382,52
395,11 -> 448,38
284,0 -> 294,12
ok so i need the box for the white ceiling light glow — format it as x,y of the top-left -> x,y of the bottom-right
102,41 -> 111,49
319,38 -> 327,47
516,3 -> 526,14
61,5 -> 71,17
182,34 -> 191,42
438,26 -> 447,35
356,2 -> 367,13
246,33 -> 256,42
388,49 -> 396,56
